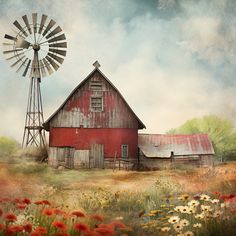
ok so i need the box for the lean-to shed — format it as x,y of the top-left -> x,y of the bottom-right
138,134 -> 214,169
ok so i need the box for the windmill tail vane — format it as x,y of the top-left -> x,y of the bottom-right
3,13 -> 67,149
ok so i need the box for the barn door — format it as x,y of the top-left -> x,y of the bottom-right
65,147 -> 75,169
90,144 -> 104,168
56,147 -> 75,169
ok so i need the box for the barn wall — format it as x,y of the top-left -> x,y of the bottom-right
49,127 -> 138,159
200,155 -> 214,166
140,154 -> 213,170
50,71 -> 139,129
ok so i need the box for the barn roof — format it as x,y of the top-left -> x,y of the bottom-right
43,67 -> 146,130
138,134 -> 215,158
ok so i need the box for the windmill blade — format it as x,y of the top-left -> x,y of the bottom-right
4,34 -> 17,41
49,48 -> 66,56
45,26 -> 62,39
3,42 -> 14,46
48,52 -> 64,64
38,14 -> 47,34
10,55 -> 26,67
39,60 -> 47,77
47,34 -> 66,43
46,56 -> 60,70
22,59 -> 31,77
6,52 -> 25,60
15,36 -> 31,49
32,13 -> 37,33
49,42 -> 67,48
16,58 -> 28,72
43,58 -> 53,74
3,49 -> 23,54
43,19 -> 56,36
13,20 -> 28,37
22,15 -> 32,34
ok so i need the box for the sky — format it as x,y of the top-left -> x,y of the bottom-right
0,0 -> 236,142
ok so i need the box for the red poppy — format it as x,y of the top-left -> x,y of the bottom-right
98,224 -> 115,230
22,198 -> 31,204
13,198 -> 22,204
0,208 -> 3,217
53,232 -> 70,236
94,226 -> 115,236
34,200 -> 51,205
35,226 -> 47,235
42,209 -> 54,216
71,211 -> 85,217
53,209 -> 66,215
83,229 -> 100,236
34,200 -> 43,205
23,223 -> 33,232
110,220 -> 126,229
29,231 -> 41,236
74,223 -> 89,232
52,221 -> 67,231
4,212 -> 17,222
213,191 -> 221,195
90,214 -> 104,222
6,225 -> 24,234
16,204 -> 27,210
0,224 -> 4,230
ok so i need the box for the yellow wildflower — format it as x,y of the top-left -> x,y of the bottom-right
193,223 -> 202,228
184,231 -> 194,236
200,194 -> 211,201
178,194 -> 190,201
180,219 -> 189,227
173,222 -> 183,232
161,227 -> 171,232
187,200 -> 199,207
168,216 -> 180,224
195,213 -> 205,220
211,199 -> 220,204
201,205 -> 212,212
213,210 -> 223,218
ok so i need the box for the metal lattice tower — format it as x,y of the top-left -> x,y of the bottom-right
3,13 -> 67,148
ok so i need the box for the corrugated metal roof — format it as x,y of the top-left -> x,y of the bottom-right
138,134 -> 215,158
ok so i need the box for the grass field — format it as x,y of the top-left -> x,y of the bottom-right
0,161 -> 236,235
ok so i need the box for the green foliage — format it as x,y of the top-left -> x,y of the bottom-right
0,136 -> 20,159
167,115 -> 236,161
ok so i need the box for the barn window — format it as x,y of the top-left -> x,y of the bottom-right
121,144 -> 129,158
90,81 -> 103,90
90,96 -> 103,112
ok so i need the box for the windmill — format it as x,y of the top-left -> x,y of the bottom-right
3,13 -> 67,148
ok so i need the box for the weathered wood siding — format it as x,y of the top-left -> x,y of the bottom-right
48,147 -> 75,168
140,153 -> 214,170
90,144 -> 104,168
49,127 -> 138,159
50,71 -> 140,129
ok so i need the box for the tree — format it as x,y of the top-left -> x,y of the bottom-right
167,115 -> 236,161
0,136 -> 20,158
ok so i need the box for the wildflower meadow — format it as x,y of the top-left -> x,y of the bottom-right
0,162 -> 236,235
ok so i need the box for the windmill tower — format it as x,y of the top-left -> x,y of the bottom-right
3,13 -> 67,148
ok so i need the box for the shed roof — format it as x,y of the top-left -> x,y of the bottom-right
138,134 -> 215,158
43,67 -> 146,130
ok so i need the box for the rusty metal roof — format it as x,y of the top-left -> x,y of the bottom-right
138,134 -> 215,158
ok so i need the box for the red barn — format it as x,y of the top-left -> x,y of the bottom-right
43,63 -> 146,168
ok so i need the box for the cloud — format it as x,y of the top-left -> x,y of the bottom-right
0,0 -> 235,142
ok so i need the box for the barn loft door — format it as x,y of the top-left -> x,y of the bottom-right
90,144 -> 104,168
